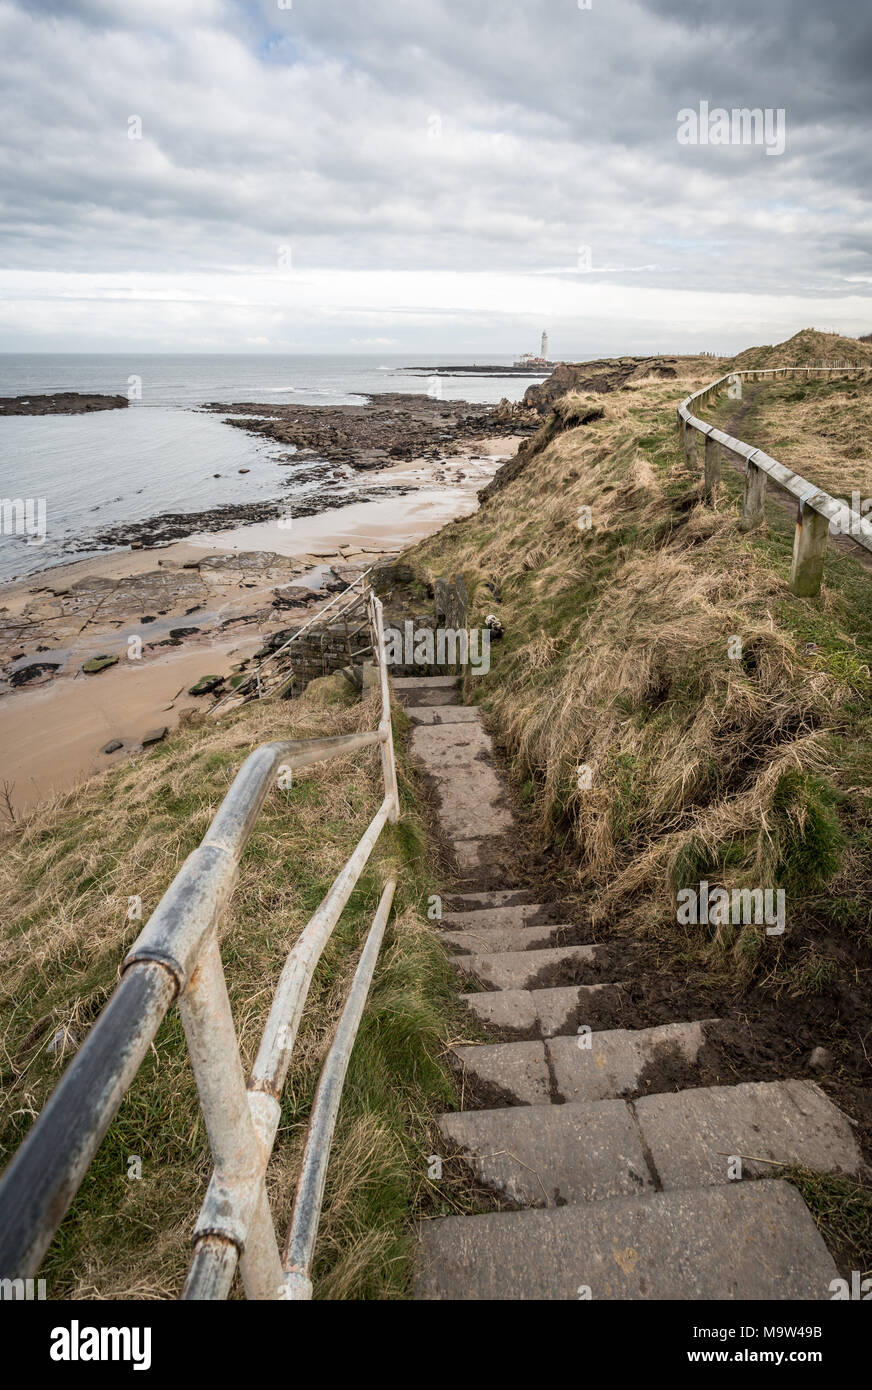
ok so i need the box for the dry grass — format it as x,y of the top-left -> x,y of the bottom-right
0,675 -> 466,1299
731,328 -> 872,372
407,366 -> 872,985
704,374 -> 872,502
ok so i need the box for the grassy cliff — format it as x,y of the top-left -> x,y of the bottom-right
407,347 -> 872,1113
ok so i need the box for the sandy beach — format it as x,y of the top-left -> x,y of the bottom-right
0,435 -> 520,815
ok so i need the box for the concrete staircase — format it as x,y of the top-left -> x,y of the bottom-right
396,675 -> 865,1301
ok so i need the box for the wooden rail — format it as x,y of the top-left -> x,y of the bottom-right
677,364 -> 872,595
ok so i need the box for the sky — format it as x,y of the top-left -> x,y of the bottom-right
1,0 -> 871,357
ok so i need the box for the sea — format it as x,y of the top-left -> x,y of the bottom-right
0,354 -> 536,583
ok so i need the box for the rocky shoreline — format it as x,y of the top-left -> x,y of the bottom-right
87,481 -> 417,550
208,391 -> 537,470
0,387 -> 528,814
1,390 -> 536,564
0,391 -> 129,415
66,392 -> 536,552
404,365 -> 552,377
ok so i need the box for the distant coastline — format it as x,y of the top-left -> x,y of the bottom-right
405,364 -> 552,377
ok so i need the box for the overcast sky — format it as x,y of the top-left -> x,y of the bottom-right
1,0 -> 870,356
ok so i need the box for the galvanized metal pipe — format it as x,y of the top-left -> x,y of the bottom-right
370,593 -> 400,823
124,732 -> 383,991
0,728 -> 384,1287
0,961 -> 176,1279
183,1184 -> 283,1302
0,579 -> 401,1296
238,1185 -> 284,1300
180,1235 -> 239,1301
185,798 -> 395,1297
179,939 -> 284,1300
249,795 -> 394,1099
282,878 -> 397,1299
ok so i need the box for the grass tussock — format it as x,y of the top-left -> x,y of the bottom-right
730,327 -> 872,373
407,372 -> 872,989
0,674 -> 465,1299
780,1167 -> 872,1278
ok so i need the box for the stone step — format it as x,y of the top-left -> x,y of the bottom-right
451,945 -> 604,991
453,1040 -> 553,1106
452,1021 -> 716,1106
438,1099 -> 653,1207
547,1021 -> 716,1103
401,688 -> 462,707
414,1180 -> 838,1300
407,706 -> 481,725
409,721 -> 514,841
445,889 -> 544,910
438,1081 -> 863,1208
460,982 -> 627,1038
392,676 -> 459,688
443,904 -> 560,930
450,837 -> 516,879
634,1079 -> 867,1188
393,676 -> 460,708
440,923 -> 576,954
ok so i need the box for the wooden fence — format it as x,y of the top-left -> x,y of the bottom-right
677,364 -> 872,596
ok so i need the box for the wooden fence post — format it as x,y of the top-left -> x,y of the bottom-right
788,501 -> 829,597
739,454 -> 767,531
451,574 -> 468,629
704,434 -> 721,502
434,578 -> 450,625
684,423 -> 698,469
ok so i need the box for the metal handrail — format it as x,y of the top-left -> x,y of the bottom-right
676,363 -> 872,594
211,567 -> 374,712
283,876 -> 397,1300
0,585 -> 400,1300
269,605 -> 375,703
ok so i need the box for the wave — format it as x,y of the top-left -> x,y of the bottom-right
257,386 -> 370,401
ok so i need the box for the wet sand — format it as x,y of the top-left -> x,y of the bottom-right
0,633 -> 264,814
191,441 -> 507,555
0,436 -> 518,815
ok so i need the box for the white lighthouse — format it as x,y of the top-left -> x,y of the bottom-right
513,331 -> 554,369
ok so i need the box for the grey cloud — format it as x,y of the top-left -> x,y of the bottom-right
1,0 -> 870,347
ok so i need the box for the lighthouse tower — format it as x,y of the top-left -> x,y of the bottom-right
540,331 -> 549,361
